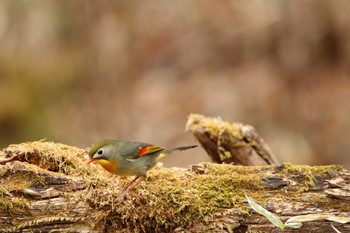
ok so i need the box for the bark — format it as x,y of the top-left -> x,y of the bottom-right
0,141 -> 349,232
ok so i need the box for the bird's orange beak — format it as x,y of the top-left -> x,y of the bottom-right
86,158 -> 95,165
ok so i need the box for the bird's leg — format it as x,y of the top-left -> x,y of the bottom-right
118,176 -> 145,199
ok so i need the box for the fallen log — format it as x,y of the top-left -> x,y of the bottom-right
0,141 -> 349,232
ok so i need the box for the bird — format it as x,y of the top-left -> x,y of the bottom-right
86,139 -> 197,198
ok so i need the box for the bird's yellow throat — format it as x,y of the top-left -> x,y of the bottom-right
95,159 -> 117,173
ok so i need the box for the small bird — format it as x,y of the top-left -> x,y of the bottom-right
86,139 -> 197,198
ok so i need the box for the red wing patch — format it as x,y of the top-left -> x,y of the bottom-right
138,145 -> 164,156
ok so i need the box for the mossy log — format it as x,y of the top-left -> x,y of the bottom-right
0,141 -> 349,232
186,114 -> 280,165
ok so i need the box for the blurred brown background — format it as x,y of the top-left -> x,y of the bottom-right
0,1 -> 349,168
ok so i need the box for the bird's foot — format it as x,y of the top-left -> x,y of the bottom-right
117,176 -> 145,200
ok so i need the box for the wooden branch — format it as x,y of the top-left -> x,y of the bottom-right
186,114 -> 280,165
0,141 -> 349,232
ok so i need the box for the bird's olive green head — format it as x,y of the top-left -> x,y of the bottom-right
88,139 -> 119,161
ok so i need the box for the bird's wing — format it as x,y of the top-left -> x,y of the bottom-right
119,142 -> 165,160
137,145 -> 165,157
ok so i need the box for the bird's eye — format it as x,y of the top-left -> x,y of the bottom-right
97,149 -> 104,155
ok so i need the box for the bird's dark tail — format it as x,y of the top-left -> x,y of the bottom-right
164,145 -> 197,153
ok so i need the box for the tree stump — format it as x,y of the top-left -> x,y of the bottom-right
186,114 -> 279,165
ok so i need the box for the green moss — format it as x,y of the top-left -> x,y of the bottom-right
278,163 -> 344,191
0,189 -> 29,221
85,163 -> 274,230
186,114 -> 243,141
282,162 -> 343,174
